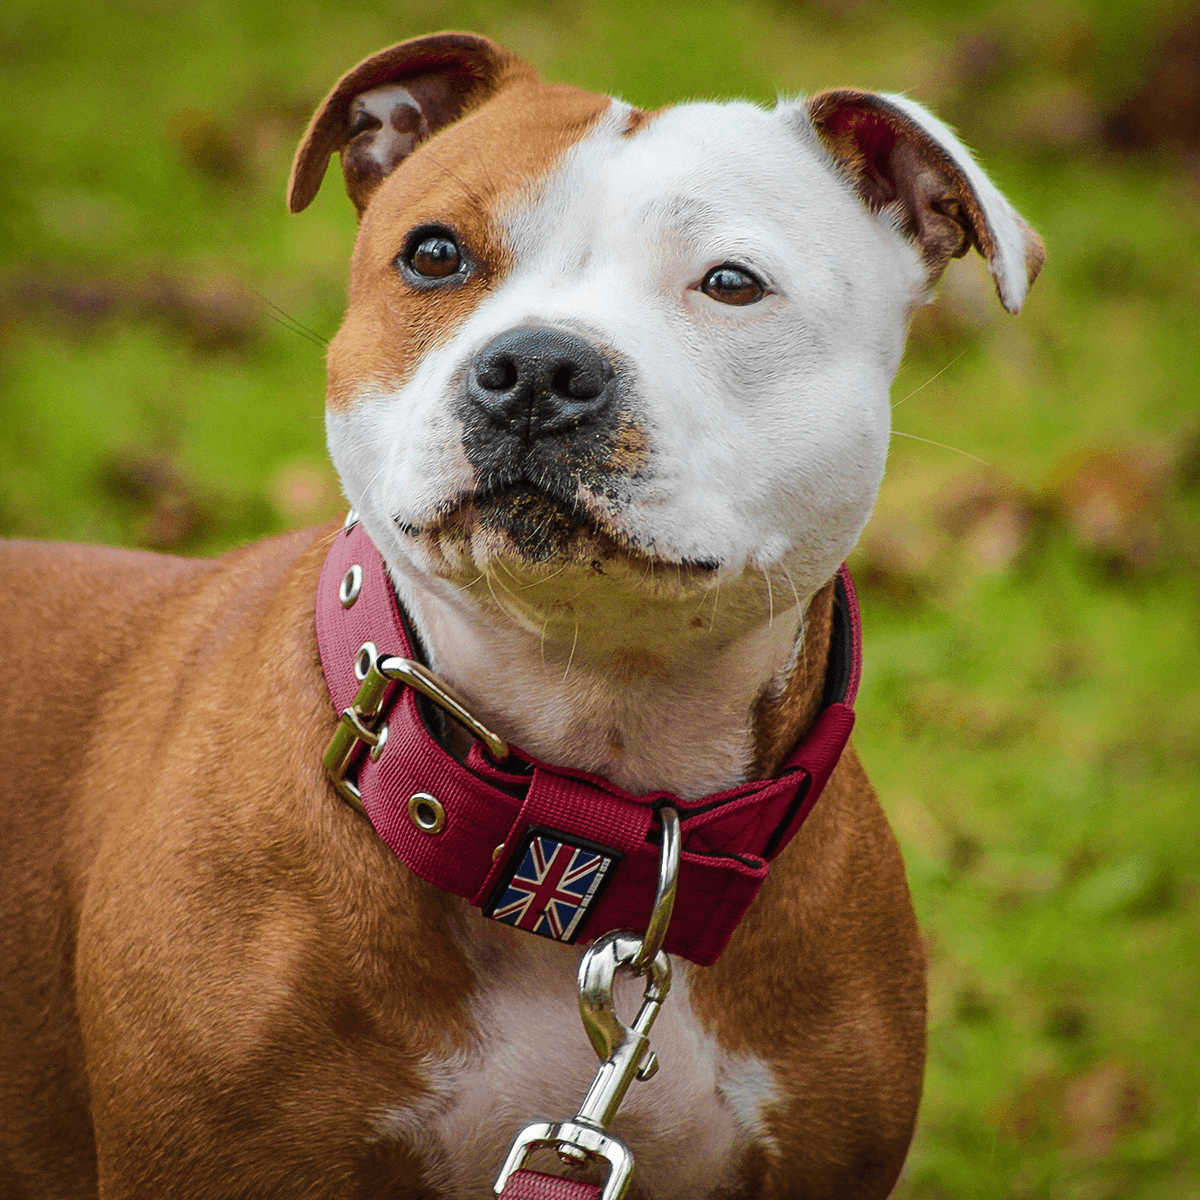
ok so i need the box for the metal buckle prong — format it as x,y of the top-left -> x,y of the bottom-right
376,656 -> 509,762
630,805 -> 680,973
324,655 -> 510,815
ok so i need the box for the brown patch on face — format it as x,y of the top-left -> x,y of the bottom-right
749,578 -> 835,778
621,106 -> 653,136
325,81 -> 612,410
605,411 -> 650,476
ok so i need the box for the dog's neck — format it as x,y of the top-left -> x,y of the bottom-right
386,561 -> 836,800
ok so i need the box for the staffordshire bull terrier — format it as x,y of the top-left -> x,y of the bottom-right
0,30 -> 1042,1200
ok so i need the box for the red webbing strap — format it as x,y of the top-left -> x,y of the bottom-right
496,1169 -> 601,1200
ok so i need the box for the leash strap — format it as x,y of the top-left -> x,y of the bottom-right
497,1170 -> 600,1200
315,518 -> 861,967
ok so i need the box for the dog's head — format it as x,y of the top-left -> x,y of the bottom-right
292,33 -> 1042,638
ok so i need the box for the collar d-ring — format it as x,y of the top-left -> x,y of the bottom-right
630,805 -> 680,973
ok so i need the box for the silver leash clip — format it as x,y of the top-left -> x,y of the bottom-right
493,808 -> 681,1200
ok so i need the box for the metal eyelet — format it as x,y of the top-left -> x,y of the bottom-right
408,792 -> 446,834
354,642 -> 378,681
339,564 -> 363,607
343,508 -> 359,533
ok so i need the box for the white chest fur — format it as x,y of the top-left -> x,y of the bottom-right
371,920 -> 781,1198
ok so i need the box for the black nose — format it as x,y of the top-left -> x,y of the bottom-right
467,327 -> 615,440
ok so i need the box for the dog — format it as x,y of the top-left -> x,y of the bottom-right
0,31 -> 1042,1200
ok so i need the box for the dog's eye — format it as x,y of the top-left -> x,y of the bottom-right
701,264 -> 766,306
409,235 -> 461,278
399,227 -> 466,282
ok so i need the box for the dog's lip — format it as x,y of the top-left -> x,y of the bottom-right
396,481 -> 721,573
421,475 -> 588,527
468,475 -> 578,512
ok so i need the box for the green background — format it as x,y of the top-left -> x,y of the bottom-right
2,1 -> 1198,1196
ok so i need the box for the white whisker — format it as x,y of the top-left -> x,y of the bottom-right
891,349 -> 968,409
562,621 -> 580,686
892,430 -> 989,465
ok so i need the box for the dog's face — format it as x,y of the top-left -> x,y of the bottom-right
293,34 -> 1042,641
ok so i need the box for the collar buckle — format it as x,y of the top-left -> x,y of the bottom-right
324,650 -> 509,814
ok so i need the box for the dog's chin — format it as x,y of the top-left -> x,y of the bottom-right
406,484 -> 720,598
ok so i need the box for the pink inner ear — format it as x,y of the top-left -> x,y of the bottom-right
825,108 -> 901,207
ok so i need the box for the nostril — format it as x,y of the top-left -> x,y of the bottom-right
551,364 -> 576,397
476,354 -> 519,392
552,359 -> 607,401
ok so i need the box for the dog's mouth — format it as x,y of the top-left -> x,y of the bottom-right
399,475 -> 720,578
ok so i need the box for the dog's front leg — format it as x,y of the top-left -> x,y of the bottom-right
691,752 -> 926,1200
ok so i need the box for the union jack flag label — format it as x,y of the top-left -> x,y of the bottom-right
484,829 -> 619,943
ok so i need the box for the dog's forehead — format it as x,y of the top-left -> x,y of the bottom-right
500,98 -> 856,263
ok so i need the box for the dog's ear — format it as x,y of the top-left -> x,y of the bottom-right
289,32 -> 534,216
806,90 -> 1044,313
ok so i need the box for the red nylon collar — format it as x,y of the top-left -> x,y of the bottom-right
315,519 -> 861,967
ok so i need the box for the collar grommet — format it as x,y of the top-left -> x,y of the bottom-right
339,564 -> 363,607
408,792 -> 446,834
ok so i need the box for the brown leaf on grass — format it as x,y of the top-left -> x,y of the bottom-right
1060,1060 -> 1152,1159
141,274 -> 259,353
6,272 -> 260,352
268,459 -> 343,529
1046,446 -> 1170,572
949,30 -> 1015,92
994,1060 -> 1151,1158
1014,83 -> 1102,150
138,493 -> 205,550
857,469 -> 1041,596
172,112 -> 249,185
855,516 -> 945,600
935,472 -> 1042,573
1104,9 -> 1200,155
171,104 -> 311,185
995,1071 -> 1064,1147
100,452 -> 208,551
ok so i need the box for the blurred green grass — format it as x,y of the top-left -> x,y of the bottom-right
2,1 -> 1198,1196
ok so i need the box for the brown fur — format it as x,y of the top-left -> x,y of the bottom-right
0,530 -> 923,1197
750,580 -> 834,778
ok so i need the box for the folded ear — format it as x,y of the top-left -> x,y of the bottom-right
807,89 -> 1044,313
288,32 -> 535,216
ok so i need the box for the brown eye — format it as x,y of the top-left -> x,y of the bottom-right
409,234 -> 461,278
398,226 -> 468,283
701,263 -> 766,306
